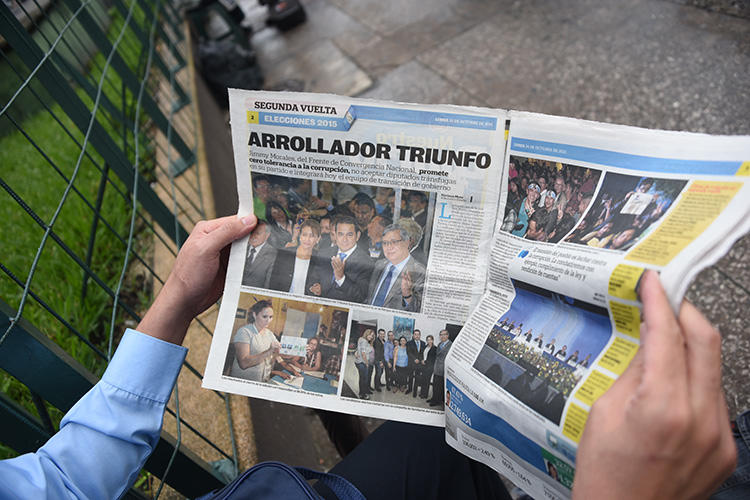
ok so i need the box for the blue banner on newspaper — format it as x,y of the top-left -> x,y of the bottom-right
510,138 -> 741,175
258,111 -> 355,131
256,106 -> 497,132
446,380 -> 546,472
352,106 -> 497,130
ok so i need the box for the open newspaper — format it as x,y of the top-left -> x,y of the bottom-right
203,90 -> 506,426
202,90 -> 750,494
444,113 -> 750,499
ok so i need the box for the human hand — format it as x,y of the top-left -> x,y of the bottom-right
271,340 -> 281,355
401,270 -> 413,298
572,271 -> 736,500
331,256 -> 345,281
138,215 -> 257,344
309,283 -> 321,296
310,196 -> 328,209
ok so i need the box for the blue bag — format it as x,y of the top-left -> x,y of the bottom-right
197,461 -> 365,500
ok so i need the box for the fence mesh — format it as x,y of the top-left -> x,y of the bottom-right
0,0 -> 236,496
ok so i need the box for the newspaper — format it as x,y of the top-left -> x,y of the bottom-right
201,90 -> 750,494
202,90 -> 506,425
443,111 -> 750,499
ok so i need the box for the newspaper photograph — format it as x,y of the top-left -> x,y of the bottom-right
444,112 -> 750,499
203,90 -> 506,425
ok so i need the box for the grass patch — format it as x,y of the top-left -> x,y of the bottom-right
0,3 -> 166,462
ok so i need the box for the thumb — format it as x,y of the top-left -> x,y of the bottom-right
203,214 -> 257,254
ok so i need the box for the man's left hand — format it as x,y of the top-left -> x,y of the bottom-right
138,215 -> 257,344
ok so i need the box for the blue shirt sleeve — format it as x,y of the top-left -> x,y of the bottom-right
0,329 -> 187,499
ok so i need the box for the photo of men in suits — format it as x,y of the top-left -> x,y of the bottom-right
344,312 -> 461,411
320,216 -> 373,304
247,174 -> 437,313
366,223 -> 425,313
241,221 -> 277,288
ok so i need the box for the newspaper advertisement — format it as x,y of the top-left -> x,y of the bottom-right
444,112 -> 750,499
203,90 -> 506,425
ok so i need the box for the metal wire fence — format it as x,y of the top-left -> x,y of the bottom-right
0,0 -> 237,497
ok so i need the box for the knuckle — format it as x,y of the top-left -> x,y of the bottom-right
703,326 -> 721,350
720,440 -> 738,473
697,426 -> 721,451
654,404 -> 691,436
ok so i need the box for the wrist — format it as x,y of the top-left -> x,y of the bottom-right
137,285 -> 193,345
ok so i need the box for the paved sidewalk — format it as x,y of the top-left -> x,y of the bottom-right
204,0 -> 750,472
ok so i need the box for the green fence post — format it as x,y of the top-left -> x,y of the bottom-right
0,1 -> 190,246
112,0 -> 190,110
58,0 -> 194,166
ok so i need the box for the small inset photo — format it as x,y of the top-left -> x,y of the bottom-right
564,173 -> 688,251
501,156 -> 602,243
341,309 -> 460,410
224,292 -> 349,395
473,280 -> 611,425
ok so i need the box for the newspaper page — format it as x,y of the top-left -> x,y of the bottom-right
444,111 -> 750,499
203,90 -> 506,425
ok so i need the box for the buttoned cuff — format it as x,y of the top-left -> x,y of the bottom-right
102,329 -> 188,404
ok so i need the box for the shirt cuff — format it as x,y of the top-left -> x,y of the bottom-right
335,276 -> 345,286
102,329 -> 188,404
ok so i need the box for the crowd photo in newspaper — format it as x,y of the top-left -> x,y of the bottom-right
344,310 -> 457,409
242,174 -> 433,312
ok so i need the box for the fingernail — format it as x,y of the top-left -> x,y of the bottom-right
241,214 -> 257,226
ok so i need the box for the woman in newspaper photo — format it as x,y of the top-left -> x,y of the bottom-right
265,200 -> 294,248
303,336 -> 323,371
354,328 -> 376,399
267,219 -> 327,296
392,336 -> 409,392
230,300 -> 280,382
511,183 -> 540,237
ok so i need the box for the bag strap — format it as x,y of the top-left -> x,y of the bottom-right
294,466 -> 366,500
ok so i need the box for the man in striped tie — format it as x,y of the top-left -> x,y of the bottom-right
366,223 -> 425,312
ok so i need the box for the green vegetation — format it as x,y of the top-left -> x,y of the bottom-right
0,2 -> 163,461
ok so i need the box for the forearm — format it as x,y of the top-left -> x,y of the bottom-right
0,330 -> 186,499
137,276 -> 193,346
236,347 -> 273,369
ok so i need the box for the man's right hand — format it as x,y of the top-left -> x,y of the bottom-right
572,271 -> 736,499
331,255 -> 345,281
